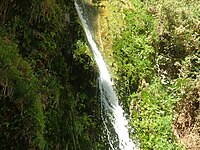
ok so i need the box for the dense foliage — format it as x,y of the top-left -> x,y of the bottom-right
112,0 -> 199,149
0,0 -> 103,149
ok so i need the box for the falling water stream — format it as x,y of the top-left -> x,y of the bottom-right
75,1 -> 139,150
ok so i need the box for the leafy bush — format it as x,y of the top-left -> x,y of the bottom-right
113,0 -> 156,109
130,78 -> 183,150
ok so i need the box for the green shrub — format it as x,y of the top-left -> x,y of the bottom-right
113,0 -> 155,111
130,78 -> 183,150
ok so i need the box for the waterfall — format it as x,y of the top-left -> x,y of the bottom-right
75,1 -> 139,150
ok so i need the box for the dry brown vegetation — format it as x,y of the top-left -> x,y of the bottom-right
173,81 -> 200,150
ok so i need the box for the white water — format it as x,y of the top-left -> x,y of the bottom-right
75,1 -> 139,150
